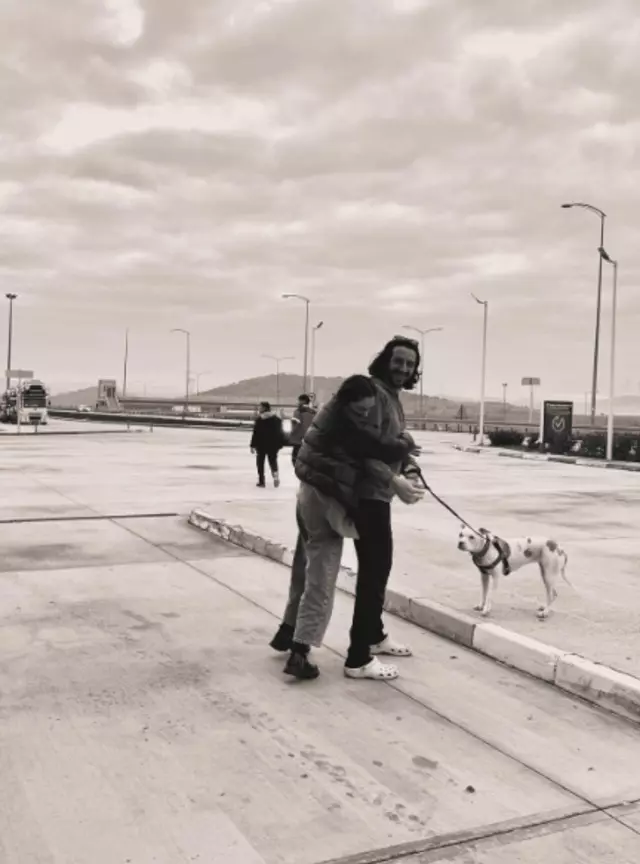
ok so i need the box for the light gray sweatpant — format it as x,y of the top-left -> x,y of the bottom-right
281,484 -> 345,648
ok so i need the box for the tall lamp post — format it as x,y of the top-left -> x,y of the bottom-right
5,293 -> 17,392
471,293 -> 488,446
401,324 -> 443,418
170,328 -> 191,413
310,320 -> 324,398
561,201 -> 606,425
195,371 -> 212,395
502,382 -> 508,418
282,293 -> 310,393
122,328 -> 129,399
598,246 -> 619,462
263,354 -> 294,408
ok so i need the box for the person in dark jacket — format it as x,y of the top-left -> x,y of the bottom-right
289,393 -> 316,466
250,401 -> 285,488
268,375 -> 423,679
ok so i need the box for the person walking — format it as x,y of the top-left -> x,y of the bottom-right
268,375 -> 423,679
250,401 -> 285,488
288,393 -> 316,466
343,336 -> 426,681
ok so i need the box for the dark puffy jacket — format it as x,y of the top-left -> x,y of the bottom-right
294,398 -> 413,515
288,405 -> 317,446
250,411 -> 285,453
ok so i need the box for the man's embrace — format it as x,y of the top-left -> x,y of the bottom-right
344,336 -> 425,680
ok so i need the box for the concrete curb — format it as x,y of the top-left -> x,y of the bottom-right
453,444 -> 640,473
188,508 -> 640,725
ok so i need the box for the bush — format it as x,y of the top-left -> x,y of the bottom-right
488,429 -> 525,447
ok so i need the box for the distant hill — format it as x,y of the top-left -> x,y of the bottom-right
50,386 -> 98,408
198,374 -> 464,414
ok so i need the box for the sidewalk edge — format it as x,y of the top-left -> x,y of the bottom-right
188,508 -> 640,724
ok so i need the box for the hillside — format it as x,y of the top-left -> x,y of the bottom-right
50,386 -> 98,407
199,374 -> 465,415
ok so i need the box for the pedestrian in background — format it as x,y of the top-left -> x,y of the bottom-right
250,401 -> 285,488
289,393 -> 316,466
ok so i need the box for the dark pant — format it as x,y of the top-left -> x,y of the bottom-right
256,449 -> 279,484
291,444 -> 301,467
346,499 -> 393,668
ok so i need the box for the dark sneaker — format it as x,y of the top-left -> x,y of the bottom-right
269,624 -> 294,653
284,651 -> 320,680
257,480 -> 265,487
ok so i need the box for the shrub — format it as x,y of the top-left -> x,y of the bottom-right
488,429 -> 525,447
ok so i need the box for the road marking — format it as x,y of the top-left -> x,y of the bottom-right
0,512 -> 179,525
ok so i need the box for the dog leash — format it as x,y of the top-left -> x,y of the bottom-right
412,467 -> 481,535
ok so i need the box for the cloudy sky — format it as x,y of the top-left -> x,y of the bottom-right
1,0 -> 639,404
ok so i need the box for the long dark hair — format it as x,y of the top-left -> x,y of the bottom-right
334,375 -> 377,407
367,337 -> 421,391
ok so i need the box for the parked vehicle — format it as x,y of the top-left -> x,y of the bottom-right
0,380 -> 49,425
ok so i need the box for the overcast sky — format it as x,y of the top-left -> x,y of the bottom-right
1,0 -> 639,403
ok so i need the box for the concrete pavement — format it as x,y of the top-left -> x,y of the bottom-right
2,422 -> 640,861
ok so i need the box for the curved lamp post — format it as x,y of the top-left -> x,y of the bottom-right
471,293 -> 488,446
170,328 -> 191,413
598,246 -> 619,462
310,320 -> 324,398
262,354 -> 294,408
561,201 -> 606,424
401,324 -> 443,418
282,293 -> 310,393
5,293 -> 17,392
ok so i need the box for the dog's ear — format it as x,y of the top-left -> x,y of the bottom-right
478,527 -> 489,535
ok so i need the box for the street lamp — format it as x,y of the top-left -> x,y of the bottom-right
599,246 -> 619,462
5,293 -> 17,392
170,328 -> 191,413
195,371 -> 212,395
561,201 -> 606,424
471,293 -> 488,446
310,321 -> 324,397
401,325 -> 443,419
263,354 -> 294,408
502,382 -> 508,418
122,328 -> 129,399
282,293 -> 310,393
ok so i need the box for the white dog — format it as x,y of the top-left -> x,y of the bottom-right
457,525 -> 571,619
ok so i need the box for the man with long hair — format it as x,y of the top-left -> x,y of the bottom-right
344,336 -> 424,681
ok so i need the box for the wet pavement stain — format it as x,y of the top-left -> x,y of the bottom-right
412,755 -> 439,771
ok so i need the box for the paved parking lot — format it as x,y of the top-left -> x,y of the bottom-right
2,421 -> 640,862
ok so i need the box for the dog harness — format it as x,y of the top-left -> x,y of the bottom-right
472,536 -> 511,576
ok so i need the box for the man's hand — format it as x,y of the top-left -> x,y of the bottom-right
401,432 -> 421,457
391,474 -> 425,505
250,448 -> 256,454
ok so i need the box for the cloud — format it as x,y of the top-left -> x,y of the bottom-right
1,0 -> 639,400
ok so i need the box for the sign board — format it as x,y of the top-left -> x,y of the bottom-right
543,401 -> 573,454
521,377 -> 541,386
5,369 -> 33,380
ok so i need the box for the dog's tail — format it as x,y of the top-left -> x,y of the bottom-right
559,550 -> 574,589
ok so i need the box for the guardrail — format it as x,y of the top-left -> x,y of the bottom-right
49,409 -> 253,430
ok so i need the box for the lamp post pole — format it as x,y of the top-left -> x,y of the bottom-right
401,324 -> 443,419
471,294 -> 488,446
171,328 -> 191,414
5,293 -> 17,392
310,321 -> 324,397
561,202 -> 606,424
123,328 -> 129,399
263,354 -> 294,409
282,294 -> 310,393
598,246 -> 619,462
